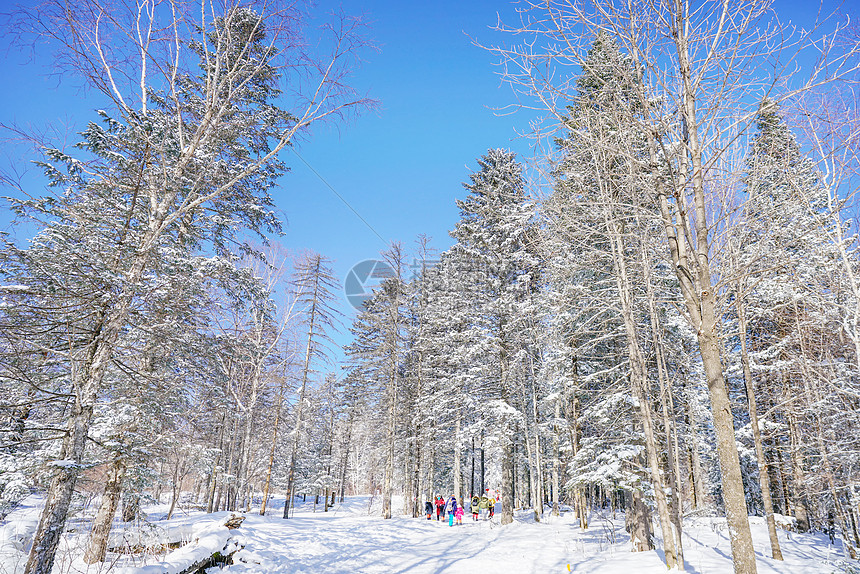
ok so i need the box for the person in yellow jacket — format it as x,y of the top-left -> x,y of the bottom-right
488,496 -> 496,519
478,493 -> 489,519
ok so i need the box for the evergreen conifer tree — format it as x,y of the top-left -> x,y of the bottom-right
449,148 -> 538,525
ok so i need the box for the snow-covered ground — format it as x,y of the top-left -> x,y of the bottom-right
0,494 -> 855,573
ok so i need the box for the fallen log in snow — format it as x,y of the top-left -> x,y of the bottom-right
115,515 -> 244,574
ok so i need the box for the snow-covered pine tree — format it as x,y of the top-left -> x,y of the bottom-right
548,31 -> 684,565
448,148 -> 539,525
733,98 -> 855,551
412,246 -> 489,507
401,237 -> 447,514
343,245 -> 408,519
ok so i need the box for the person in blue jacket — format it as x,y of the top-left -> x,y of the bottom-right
446,496 -> 457,527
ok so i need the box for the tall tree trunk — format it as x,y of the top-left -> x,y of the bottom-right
382,249 -> 404,520
341,410 -> 356,503
225,414 -> 241,512
418,432 -> 427,508
627,487 -> 654,551
480,431 -> 485,495
403,422 -> 414,516
604,202 -> 682,570
260,380 -> 284,515
736,287 -> 783,559
166,458 -> 184,520
453,417 -> 461,503
25,250 -> 156,574
624,6 -> 760,570
83,457 -> 127,564
788,413 -> 810,532
528,373 -> 543,522
565,382 -> 587,529
774,442 -> 792,516
523,408 -> 541,522
632,373 -> 681,569
683,373 -> 708,510
499,342 -> 514,526
285,260 -> 324,519
552,399 -> 561,517
518,440 -> 525,510
214,481 -> 224,513
501,439 -> 514,525
696,309 -> 756,573
26,398 -> 93,574
239,363 -> 263,513
642,238 -> 686,566
429,425 -> 436,500
207,412 -> 227,513
382,343 -> 399,519
412,430 -> 421,516
470,437 -> 475,498
122,491 -> 140,523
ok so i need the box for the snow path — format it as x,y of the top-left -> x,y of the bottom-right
219,497 -> 851,573
228,509 -> 631,573
0,495 -> 855,573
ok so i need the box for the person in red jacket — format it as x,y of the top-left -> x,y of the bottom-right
435,496 -> 445,521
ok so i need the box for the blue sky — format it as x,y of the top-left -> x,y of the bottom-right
279,0 -> 534,289
0,0 -> 851,360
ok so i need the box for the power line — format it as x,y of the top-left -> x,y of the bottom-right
290,147 -> 388,247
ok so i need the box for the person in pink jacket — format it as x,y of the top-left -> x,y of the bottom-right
454,502 -> 465,525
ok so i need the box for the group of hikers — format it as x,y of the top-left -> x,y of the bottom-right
424,489 -> 498,526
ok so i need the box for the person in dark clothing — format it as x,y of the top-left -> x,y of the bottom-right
425,500 -> 433,520
471,495 -> 480,521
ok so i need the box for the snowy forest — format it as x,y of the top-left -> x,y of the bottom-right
1,0 -> 860,573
